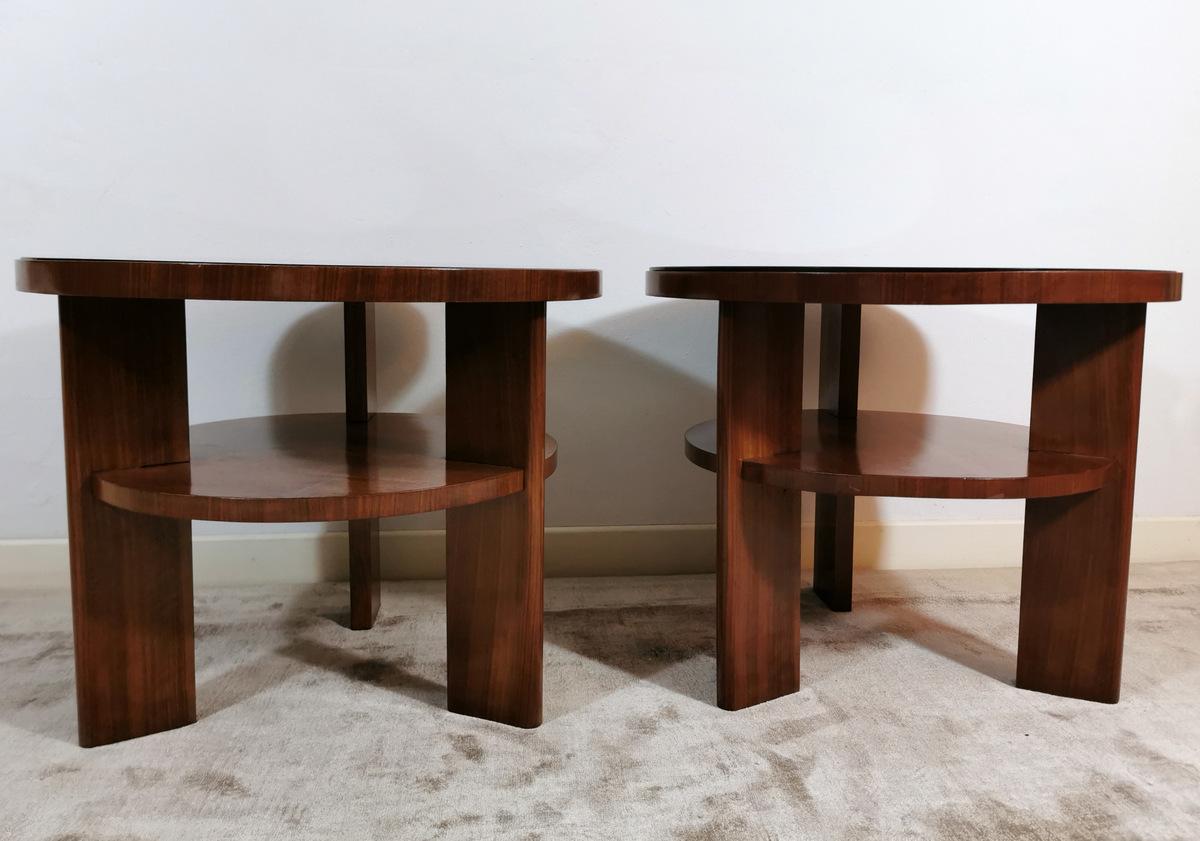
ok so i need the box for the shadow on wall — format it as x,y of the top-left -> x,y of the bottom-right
267,302 -> 432,418
261,297 -> 935,573
542,300 -> 719,528
0,290 -> 945,574
264,298 -> 722,531
847,305 -> 930,569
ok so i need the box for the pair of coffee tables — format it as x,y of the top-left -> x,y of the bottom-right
16,259 -> 1182,746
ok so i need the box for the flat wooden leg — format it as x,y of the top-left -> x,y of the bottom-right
717,302 -> 805,710
445,302 -> 545,727
345,302 -> 381,630
1017,303 -> 1146,703
59,297 -> 195,747
813,303 -> 861,612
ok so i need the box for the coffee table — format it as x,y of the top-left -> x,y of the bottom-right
18,258 -> 600,745
647,266 -> 1181,710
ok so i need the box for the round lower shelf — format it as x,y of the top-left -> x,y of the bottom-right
95,413 -> 558,522
684,411 -> 1113,499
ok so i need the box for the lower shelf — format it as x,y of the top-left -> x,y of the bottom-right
95,413 -> 558,522
684,411 -> 1113,499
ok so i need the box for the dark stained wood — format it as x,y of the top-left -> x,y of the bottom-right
25,260 -> 590,739
659,268 -> 1179,710
716,302 -> 806,711
347,519 -> 380,630
685,413 -> 1114,499
345,302 -> 380,630
59,297 -> 195,747
95,414 -> 559,522
446,303 -> 546,727
344,302 -> 377,422
813,303 -> 861,612
818,304 -> 862,414
18,258 -> 601,302
1017,304 -> 1146,703
813,495 -> 855,609
647,267 -> 1181,305
682,420 -> 718,469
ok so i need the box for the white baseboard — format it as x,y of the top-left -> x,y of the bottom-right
0,518 -> 1197,589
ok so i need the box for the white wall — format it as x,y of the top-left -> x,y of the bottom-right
1,2 -> 1198,560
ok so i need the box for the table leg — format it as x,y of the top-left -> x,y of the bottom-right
813,303 -> 861,612
344,302 -> 380,630
717,302 -> 805,710
445,302 -> 545,727
59,297 -> 195,747
1018,303 -> 1146,702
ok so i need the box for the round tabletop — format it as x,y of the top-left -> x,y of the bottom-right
17,258 -> 601,303
646,266 -> 1181,305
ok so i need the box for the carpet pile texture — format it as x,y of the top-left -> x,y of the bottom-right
2,562 -> 1199,840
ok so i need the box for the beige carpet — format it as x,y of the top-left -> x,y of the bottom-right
2,562 -> 1199,840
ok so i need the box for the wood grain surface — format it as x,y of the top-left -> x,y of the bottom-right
647,266 -> 1180,305
685,413 -> 1113,499
59,296 -> 196,747
813,303 -> 861,612
95,414 -> 558,522
445,303 -> 547,727
18,258 -> 600,302
716,302 -> 806,711
1017,303 -> 1146,703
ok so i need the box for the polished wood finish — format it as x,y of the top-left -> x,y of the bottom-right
647,266 -> 1181,305
26,259 -> 593,742
95,413 -> 559,522
685,413 -> 1114,499
655,265 -> 1179,708
347,519 -> 380,630
59,297 -> 195,747
18,258 -> 600,302
344,302 -> 377,421
446,303 -> 546,727
1017,304 -> 1146,703
813,304 -> 861,612
716,302 -> 806,711
345,302 -> 380,630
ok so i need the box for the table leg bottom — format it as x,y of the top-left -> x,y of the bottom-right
348,519 -> 381,630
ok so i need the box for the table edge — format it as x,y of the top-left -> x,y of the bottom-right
16,258 -> 602,302
646,267 -> 1182,305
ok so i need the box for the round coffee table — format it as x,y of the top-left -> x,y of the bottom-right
18,258 -> 600,745
647,266 -> 1182,711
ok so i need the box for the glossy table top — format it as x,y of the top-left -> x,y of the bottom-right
647,266 -> 1181,305
17,258 -> 602,302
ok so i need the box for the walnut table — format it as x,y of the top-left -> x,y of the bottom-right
647,266 -> 1181,711
18,258 -> 600,746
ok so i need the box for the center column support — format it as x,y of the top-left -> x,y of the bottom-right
445,302 -> 546,727
813,304 -> 861,611
716,302 -> 806,710
345,302 -> 381,630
